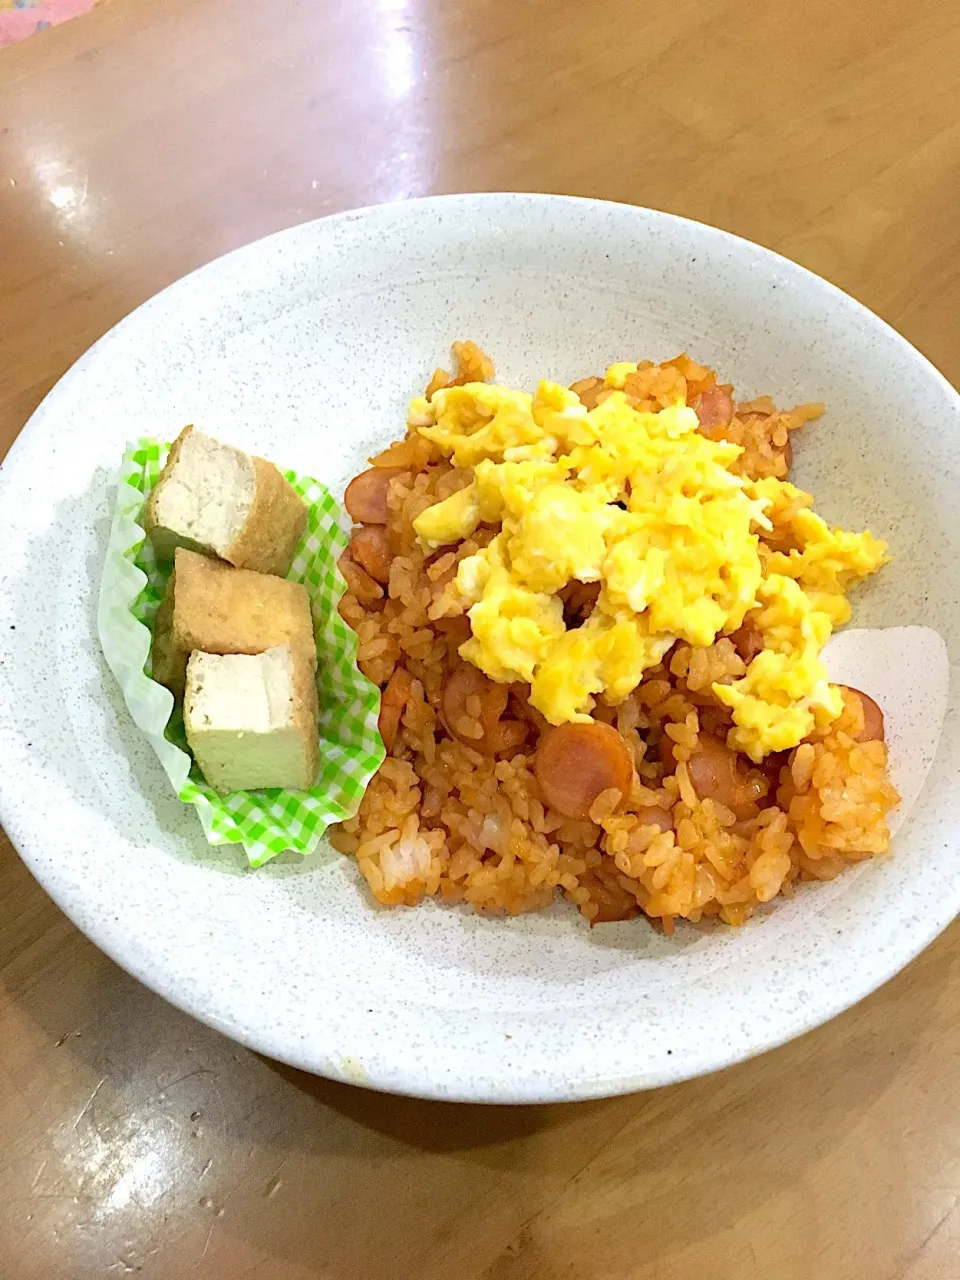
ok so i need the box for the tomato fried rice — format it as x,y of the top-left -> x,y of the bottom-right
331,343 -> 899,930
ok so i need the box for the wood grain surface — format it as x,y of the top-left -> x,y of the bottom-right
2,1 -> 959,1276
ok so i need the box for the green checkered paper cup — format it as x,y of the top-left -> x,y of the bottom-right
98,439 -> 385,867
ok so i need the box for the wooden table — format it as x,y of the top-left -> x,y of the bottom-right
2,1 -> 959,1275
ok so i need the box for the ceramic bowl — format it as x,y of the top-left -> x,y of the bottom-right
0,194 -> 957,1101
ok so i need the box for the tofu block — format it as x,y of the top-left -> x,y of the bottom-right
150,584 -> 182,695
150,548 -> 316,700
145,426 -> 308,576
183,646 -> 319,793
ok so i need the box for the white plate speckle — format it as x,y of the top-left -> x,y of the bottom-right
0,194 -> 958,1102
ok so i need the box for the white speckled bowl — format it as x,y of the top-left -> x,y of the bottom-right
0,194 -> 957,1102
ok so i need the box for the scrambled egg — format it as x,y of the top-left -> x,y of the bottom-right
713,575 -> 843,756
409,368 -> 887,759
455,533 -> 565,684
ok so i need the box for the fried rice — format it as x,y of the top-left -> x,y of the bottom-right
330,343 -> 899,931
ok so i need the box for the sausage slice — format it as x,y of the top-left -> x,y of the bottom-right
693,386 -> 734,432
378,667 -> 413,753
684,734 -> 765,819
838,686 -> 885,742
344,467 -> 408,525
535,721 -> 634,821
350,525 -> 393,584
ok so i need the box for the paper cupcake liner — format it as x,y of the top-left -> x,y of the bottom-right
98,439 -> 385,867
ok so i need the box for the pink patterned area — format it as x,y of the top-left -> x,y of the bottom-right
0,0 -> 96,48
